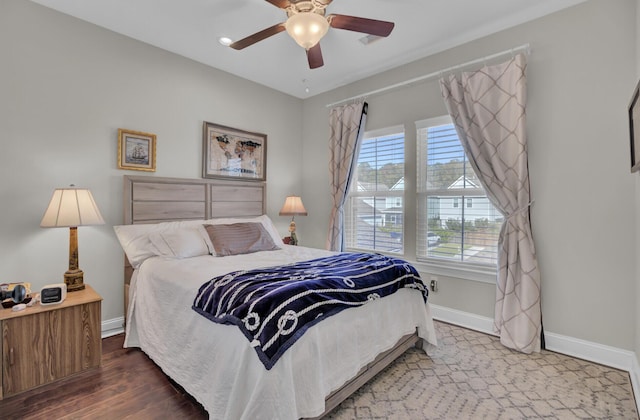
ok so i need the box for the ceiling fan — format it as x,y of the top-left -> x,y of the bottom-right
229,0 -> 395,69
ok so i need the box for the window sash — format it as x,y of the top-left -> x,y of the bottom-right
344,129 -> 404,253
416,117 -> 500,268
344,194 -> 404,254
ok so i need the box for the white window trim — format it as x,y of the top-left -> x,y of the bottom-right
345,118 -> 499,284
414,116 -> 498,283
344,249 -> 497,284
415,115 -> 452,131
364,124 -> 404,139
414,259 -> 498,284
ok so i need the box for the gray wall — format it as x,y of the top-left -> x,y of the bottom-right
301,0 -> 638,350
0,0 -> 304,323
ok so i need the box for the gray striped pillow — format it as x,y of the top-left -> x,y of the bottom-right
203,222 -> 279,257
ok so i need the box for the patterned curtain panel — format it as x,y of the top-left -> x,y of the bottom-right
326,101 -> 368,251
439,54 -> 542,353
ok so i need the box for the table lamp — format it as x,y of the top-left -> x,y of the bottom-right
279,196 -> 307,246
40,185 -> 105,292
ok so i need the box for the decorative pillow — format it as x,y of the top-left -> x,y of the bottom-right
148,227 -> 210,259
113,215 -> 281,267
203,222 -> 280,257
202,214 -> 283,248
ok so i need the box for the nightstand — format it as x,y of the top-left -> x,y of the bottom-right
0,284 -> 102,399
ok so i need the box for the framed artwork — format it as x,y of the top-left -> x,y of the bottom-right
202,121 -> 267,181
628,80 -> 640,173
118,129 -> 156,172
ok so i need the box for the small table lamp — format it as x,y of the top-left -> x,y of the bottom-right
279,196 -> 307,246
40,186 -> 105,292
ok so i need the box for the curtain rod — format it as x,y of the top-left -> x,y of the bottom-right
325,43 -> 531,108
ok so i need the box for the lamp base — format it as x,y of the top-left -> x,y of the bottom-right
288,219 -> 298,246
64,269 -> 85,292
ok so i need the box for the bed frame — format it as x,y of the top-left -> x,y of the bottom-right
122,175 -> 421,419
122,175 -> 266,314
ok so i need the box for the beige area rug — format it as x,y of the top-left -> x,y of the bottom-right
326,321 -> 638,419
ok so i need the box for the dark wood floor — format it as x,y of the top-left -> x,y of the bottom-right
0,334 -> 208,419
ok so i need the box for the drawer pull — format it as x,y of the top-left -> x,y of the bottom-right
9,348 -> 14,366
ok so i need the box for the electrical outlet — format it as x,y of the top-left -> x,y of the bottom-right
429,277 -> 438,293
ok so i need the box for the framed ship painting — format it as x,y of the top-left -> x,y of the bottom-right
202,121 -> 266,181
118,129 -> 156,172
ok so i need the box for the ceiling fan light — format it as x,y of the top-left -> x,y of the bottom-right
286,12 -> 329,49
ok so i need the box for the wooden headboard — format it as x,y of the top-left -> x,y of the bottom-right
122,175 -> 266,318
123,175 -> 266,224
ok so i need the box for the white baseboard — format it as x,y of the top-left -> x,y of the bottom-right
430,304 -> 496,336
430,304 -> 640,411
544,331 -> 636,371
631,354 -> 640,413
101,316 -> 124,338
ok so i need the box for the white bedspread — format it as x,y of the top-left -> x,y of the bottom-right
124,246 -> 437,420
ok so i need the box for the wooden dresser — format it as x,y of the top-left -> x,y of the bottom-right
0,284 -> 102,399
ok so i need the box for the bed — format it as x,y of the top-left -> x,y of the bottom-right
117,175 -> 437,420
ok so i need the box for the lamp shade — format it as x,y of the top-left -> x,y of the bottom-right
279,196 -> 308,216
41,187 -> 105,228
285,12 -> 329,49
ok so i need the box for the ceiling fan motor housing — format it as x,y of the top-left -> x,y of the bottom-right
286,0 -> 331,16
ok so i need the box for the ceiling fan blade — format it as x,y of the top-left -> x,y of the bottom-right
328,14 -> 395,37
306,43 -> 324,69
264,0 -> 290,9
229,23 -> 286,50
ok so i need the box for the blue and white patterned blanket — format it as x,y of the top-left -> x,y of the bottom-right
192,252 -> 428,369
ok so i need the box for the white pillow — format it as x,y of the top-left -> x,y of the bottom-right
148,227 -> 210,259
114,220 -> 214,268
113,215 -> 281,267
113,223 -> 160,269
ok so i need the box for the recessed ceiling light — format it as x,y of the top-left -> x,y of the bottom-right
218,37 -> 233,47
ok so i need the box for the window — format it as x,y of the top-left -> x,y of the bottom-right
343,117 -> 500,278
416,117 -> 500,267
344,126 -> 404,253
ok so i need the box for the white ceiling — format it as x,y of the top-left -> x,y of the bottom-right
30,0 -> 587,99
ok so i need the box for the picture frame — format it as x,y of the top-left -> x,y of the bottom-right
628,80 -> 640,173
118,129 -> 156,172
202,121 -> 267,181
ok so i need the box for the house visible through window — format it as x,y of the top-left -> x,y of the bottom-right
417,116 -> 501,266
344,126 -> 404,253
